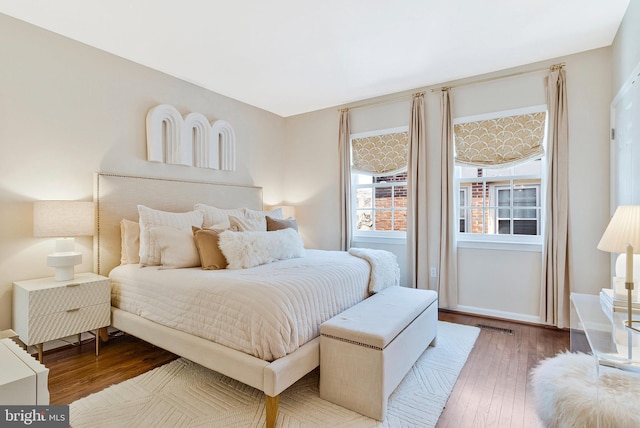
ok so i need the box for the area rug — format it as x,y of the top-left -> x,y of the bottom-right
70,321 -> 479,427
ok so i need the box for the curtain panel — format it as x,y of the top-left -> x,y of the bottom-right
439,89 -> 458,308
540,66 -> 571,328
338,109 -> 352,251
407,93 -> 428,289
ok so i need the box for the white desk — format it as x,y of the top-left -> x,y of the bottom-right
0,338 -> 49,405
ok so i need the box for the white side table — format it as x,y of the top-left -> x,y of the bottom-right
0,338 -> 49,405
13,273 -> 111,362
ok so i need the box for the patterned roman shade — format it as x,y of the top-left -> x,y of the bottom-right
351,131 -> 409,175
454,112 -> 546,168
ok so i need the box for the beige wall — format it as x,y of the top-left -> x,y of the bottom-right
0,15 -> 287,329
612,0 -> 640,94
286,48 -> 612,321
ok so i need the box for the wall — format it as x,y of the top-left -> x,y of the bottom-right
612,0 -> 640,94
0,15 -> 287,330
285,48 -> 612,322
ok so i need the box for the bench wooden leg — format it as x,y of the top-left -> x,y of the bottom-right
265,394 -> 279,428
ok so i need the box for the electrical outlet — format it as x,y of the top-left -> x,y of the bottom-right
430,267 -> 437,277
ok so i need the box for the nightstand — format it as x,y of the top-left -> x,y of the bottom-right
12,273 -> 111,362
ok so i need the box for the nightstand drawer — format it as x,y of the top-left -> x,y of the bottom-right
26,303 -> 110,345
26,278 -> 110,316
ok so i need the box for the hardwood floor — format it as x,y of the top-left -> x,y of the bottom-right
437,311 -> 569,428
41,312 -> 569,427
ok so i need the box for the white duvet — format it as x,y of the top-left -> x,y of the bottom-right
110,249 -> 371,361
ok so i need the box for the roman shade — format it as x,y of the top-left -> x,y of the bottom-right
454,112 -> 546,168
351,131 -> 409,175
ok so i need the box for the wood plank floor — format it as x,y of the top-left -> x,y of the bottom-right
437,311 -> 569,428
39,312 -> 569,427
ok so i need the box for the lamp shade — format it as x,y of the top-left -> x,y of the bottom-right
597,206 -> 640,254
33,201 -> 95,237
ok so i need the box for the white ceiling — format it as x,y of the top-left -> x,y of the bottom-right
0,0 -> 630,117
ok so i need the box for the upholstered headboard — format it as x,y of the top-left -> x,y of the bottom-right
93,173 -> 263,275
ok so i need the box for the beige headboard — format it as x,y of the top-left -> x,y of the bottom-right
94,173 -> 263,275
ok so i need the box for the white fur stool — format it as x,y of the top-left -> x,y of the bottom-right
530,351 -> 640,428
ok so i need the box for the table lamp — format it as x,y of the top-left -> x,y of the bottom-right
33,200 -> 95,281
597,205 -> 640,334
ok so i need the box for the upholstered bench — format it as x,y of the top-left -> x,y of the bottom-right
319,286 -> 438,421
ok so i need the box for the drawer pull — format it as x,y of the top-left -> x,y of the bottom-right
66,283 -> 81,287
67,308 -> 80,313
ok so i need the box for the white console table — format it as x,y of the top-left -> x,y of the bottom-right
0,338 -> 49,405
570,292 -> 640,370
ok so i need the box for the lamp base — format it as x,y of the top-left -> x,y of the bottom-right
47,251 -> 82,282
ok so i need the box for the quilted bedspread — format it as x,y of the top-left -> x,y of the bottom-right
110,249 -> 371,361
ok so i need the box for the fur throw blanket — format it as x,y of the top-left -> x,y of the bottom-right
348,247 -> 400,293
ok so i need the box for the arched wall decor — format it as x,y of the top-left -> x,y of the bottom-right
146,104 -> 236,171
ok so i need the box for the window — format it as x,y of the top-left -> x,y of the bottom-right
459,188 -> 469,233
350,127 -> 408,238
454,107 -> 546,245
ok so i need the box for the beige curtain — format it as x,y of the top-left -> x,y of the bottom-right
407,93 -> 428,289
339,109 -> 352,251
439,89 -> 458,308
540,66 -> 570,328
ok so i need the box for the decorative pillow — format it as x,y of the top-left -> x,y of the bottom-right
266,216 -> 298,232
194,204 -> 246,229
229,215 -> 266,232
150,226 -> 200,269
218,228 -> 305,269
192,227 -> 228,270
120,219 -> 140,264
138,205 -> 204,266
245,207 -> 284,220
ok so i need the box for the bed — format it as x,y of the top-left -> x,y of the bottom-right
94,173 -> 377,428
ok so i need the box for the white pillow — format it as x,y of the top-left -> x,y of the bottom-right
194,204 -> 246,229
229,215 -> 266,232
150,226 -> 200,269
218,228 -> 305,269
138,205 -> 204,266
245,207 -> 284,220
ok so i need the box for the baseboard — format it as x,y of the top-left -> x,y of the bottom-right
454,305 -> 541,325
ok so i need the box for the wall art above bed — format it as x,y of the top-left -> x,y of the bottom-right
146,104 -> 236,171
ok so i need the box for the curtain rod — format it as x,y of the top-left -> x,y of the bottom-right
430,62 -> 565,93
338,92 -> 423,113
338,62 -> 565,112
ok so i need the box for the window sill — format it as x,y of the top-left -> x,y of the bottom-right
457,239 -> 542,252
352,233 -> 407,245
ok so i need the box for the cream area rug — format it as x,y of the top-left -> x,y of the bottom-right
70,321 -> 479,427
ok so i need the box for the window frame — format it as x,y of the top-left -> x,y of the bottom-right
350,126 -> 409,241
453,106 -> 547,248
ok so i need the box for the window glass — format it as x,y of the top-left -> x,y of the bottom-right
349,126 -> 409,237
454,107 -> 546,244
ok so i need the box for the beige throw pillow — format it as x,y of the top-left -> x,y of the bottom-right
150,226 -> 201,269
266,216 -> 298,232
138,205 -> 204,266
192,227 -> 228,270
120,219 -> 140,264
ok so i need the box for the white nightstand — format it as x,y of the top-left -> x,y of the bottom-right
13,273 -> 111,362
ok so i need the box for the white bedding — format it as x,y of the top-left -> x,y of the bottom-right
110,249 -> 370,361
